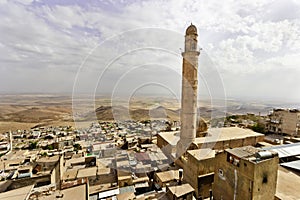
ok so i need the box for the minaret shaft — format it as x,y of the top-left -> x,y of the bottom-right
176,24 -> 200,156
180,51 -> 199,140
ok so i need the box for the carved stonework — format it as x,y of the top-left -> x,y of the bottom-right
176,24 -> 200,157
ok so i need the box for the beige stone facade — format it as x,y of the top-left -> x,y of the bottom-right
166,183 -> 194,200
213,146 -> 279,200
183,149 -> 215,199
266,109 -> 300,136
176,24 -> 200,157
158,127 -> 264,156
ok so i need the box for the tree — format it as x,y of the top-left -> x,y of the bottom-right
250,123 -> 265,134
73,143 -> 82,151
29,141 -> 37,150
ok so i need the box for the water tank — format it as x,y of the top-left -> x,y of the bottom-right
256,151 -> 273,159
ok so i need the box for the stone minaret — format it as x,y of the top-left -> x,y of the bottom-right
176,24 -> 200,157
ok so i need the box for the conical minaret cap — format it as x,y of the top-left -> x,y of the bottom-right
186,23 -> 197,35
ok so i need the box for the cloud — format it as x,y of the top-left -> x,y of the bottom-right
0,0 -> 300,101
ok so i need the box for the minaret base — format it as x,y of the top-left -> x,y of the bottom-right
176,139 -> 194,158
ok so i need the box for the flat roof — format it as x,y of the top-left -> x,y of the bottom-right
36,155 -> 59,163
276,167 -> 300,200
77,167 -> 97,178
187,149 -> 215,161
65,157 -> 85,167
158,127 -> 264,147
117,160 -> 130,167
18,165 -> 33,170
264,143 -> 300,158
97,167 -> 111,175
117,192 -> 135,200
132,175 -> 149,183
168,183 -> 194,198
193,127 -> 264,145
226,146 -> 259,158
98,188 -> 119,199
281,160 -> 300,171
63,169 -> 78,181
3,150 -> 28,160
0,185 -> 33,200
0,159 -> 24,169
158,131 -> 180,146
39,184 -> 87,200
156,170 -> 179,183
257,141 -> 273,147
117,170 -> 132,180
148,152 -> 168,161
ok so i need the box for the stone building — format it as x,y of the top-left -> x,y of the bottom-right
166,183 -> 194,200
154,169 -> 179,188
176,24 -> 200,157
266,108 -> 300,136
157,127 -> 264,156
213,146 -> 279,200
183,149 -> 215,199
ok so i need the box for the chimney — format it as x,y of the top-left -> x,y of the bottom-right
178,168 -> 183,185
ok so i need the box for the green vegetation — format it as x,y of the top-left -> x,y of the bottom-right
41,152 -> 48,157
29,141 -> 37,149
211,114 -> 266,133
73,143 -> 82,151
47,145 -> 54,150
250,123 -> 265,134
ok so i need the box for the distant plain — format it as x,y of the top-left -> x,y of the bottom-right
0,94 -> 298,133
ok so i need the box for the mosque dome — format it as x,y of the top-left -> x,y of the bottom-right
186,24 -> 197,35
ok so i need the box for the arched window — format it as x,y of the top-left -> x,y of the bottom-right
192,42 -> 196,51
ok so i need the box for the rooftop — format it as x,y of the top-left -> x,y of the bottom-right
226,146 -> 259,158
3,150 -> 28,160
63,169 -> 78,181
187,148 -> 215,161
77,167 -> 97,178
38,184 -> 87,200
97,167 -> 111,175
158,131 -> 180,146
264,143 -> 300,158
155,170 -> 179,183
0,185 -> 33,200
36,155 -> 59,163
281,160 -> 300,171
276,167 -> 300,200
117,170 -> 132,181
158,127 -> 264,146
168,183 -> 194,198
193,127 -> 264,145
65,157 -> 85,167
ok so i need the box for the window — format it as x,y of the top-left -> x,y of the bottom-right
218,169 -> 224,177
192,43 -> 196,51
262,173 -> 268,183
227,153 -> 240,167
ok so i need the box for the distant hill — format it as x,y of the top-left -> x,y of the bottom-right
94,105 -> 180,121
93,104 -> 273,121
95,105 -> 128,121
1,94 -> 295,133
0,107 -> 72,123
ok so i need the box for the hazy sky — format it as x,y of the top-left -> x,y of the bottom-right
1,0 -> 300,102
